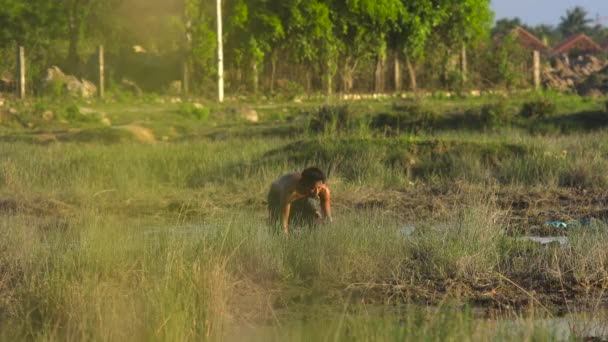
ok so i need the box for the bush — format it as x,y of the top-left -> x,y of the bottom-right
43,78 -> 67,98
520,99 -> 557,119
178,103 -> 210,121
374,101 -> 438,133
59,104 -> 99,123
370,112 -> 410,135
480,98 -> 512,127
308,105 -> 353,135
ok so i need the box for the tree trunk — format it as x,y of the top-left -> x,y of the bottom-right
324,59 -> 333,96
374,54 -> 386,93
67,6 -> 81,73
252,60 -> 259,94
394,52 -> 402,93
342,58 -> 354,93
460,45 -> 467,85
405,56 -> 417,92
305,69 -> 312,94
270,51 -> 278,93
441,50 -> 451,90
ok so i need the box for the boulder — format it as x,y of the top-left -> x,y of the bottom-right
121,79 -> 143,96
238,108 -> 259,122
42,111 -> 54,121
543,55 -> 608,95
167,80 -> 182,96
43,66 -> 97,98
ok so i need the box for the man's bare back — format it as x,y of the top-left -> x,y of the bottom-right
267,168 -> 332,237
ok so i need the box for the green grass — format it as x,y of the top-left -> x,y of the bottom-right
0,205 -> 606,340
0,94 -> 607,340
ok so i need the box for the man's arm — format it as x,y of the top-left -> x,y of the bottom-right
281,200 -> 291,236
319,185 -> 332,223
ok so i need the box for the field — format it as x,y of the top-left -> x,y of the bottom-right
0,92 -> 608,340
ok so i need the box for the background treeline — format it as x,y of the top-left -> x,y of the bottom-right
493,7 -> 608,48
0,1 -> 605,97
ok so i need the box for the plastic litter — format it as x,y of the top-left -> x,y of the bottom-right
543,218 -> 593,230
399,225 -> 416,237
544,221 -> 568,229
520,236 -> 569,247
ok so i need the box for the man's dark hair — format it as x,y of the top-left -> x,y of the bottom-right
300,167 -> 326,188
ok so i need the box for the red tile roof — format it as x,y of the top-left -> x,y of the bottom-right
513,27 -> 549,52
553,34 -> 603,55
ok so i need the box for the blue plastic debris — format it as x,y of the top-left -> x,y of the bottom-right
544,221 -> 568,229
543,218 -> 593,229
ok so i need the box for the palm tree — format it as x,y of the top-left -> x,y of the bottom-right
558,6 -> 592,37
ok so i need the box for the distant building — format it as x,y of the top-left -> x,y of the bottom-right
511,27 -> 551,54
552,34 -> 603,56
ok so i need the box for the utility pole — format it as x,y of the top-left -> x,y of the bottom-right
217,0 -> 224,103
98,45 -> 105,98
17,46 -> 25,99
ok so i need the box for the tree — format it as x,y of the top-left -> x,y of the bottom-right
281,0 -> 336,94
329,0 -> 404,92
388,1 -> 443,92
431,0 -> 493,88
558,6 -> 592,37
184,0 -> 217,90
492,18 -> 524,36
527,24 -> 560,46
224,0 -> 284,93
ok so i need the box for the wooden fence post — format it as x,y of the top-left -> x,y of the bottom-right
533,50 -> 541,91
98,45 -> 105,98
17,46 -> 25,99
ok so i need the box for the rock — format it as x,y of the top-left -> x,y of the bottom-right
544,55 -> 608,96
42,111 -> 54,121
43,66 -> 97,98
121,79 -> 143,96
238,108 -> 259,122
167,80 -> 182,96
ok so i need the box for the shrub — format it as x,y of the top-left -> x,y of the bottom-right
178,103 -> 210,121
520,98 -> 557,119
308,105 -> 352,135
480,98 -> 512,126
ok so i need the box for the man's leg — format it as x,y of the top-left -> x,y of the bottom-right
267,188 -> 281,231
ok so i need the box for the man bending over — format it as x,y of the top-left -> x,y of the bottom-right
267,167 -> 332,237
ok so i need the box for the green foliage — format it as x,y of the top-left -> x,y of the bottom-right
178,103 -> 210,121
558,6 -> 592,37
371,101 -> 438,133
42,78 -> 67,98
308,105 -> 353,136
59,104 -> 98,123
480,98 -> 513,126
520,99 -> 557,119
